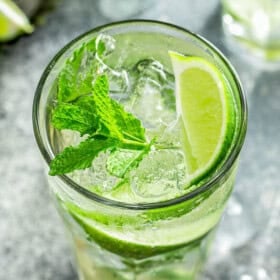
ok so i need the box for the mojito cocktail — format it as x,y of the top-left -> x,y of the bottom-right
33,21 -> 247,279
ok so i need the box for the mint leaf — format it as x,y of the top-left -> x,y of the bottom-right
92,75 -> 146,144
74,95 -> 96,111
52,103 -> 97,136
49,138 -> 115,175
91,74 -> 122,139
112,98 -> 146,143
58,39 -> 100,103
106,147 -> 150,178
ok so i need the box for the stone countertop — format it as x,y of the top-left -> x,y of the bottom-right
0,0 -> 279,279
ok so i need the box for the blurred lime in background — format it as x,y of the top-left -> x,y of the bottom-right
0,0 -> 33,42
222,0 -> 280,64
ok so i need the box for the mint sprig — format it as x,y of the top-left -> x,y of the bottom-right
57,38 -> 105,103
91,73 -> 146,146
50,37 -> 152,177
50,43 -> 152,177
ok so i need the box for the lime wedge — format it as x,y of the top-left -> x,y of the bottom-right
169,51 -> 236,185
0,0 -> 33,42
66,200 -> 218,259
71,212 -> 186,259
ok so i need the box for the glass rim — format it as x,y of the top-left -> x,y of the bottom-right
33,19 -> 247,210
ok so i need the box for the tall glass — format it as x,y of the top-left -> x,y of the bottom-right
33,21 -> 247,280
222,0 -> 280,64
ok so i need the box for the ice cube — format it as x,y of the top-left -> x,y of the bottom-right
95,34 -> 116,57
106,69 -> 129,96
150,118 -> 182,148
94,34 -> 130,96
127,59 -> 176,128
135,59 -> 167,83
69,152 -> 120,192
130,148 -> 187,201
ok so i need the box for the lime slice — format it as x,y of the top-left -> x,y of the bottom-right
71,212 -> 186,259
169,51 -> 236,184
0,0 -> 33,42
66,200 -> 218,259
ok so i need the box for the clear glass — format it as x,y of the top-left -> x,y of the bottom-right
33,20 -> 247,280
222,0 -> 280,64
